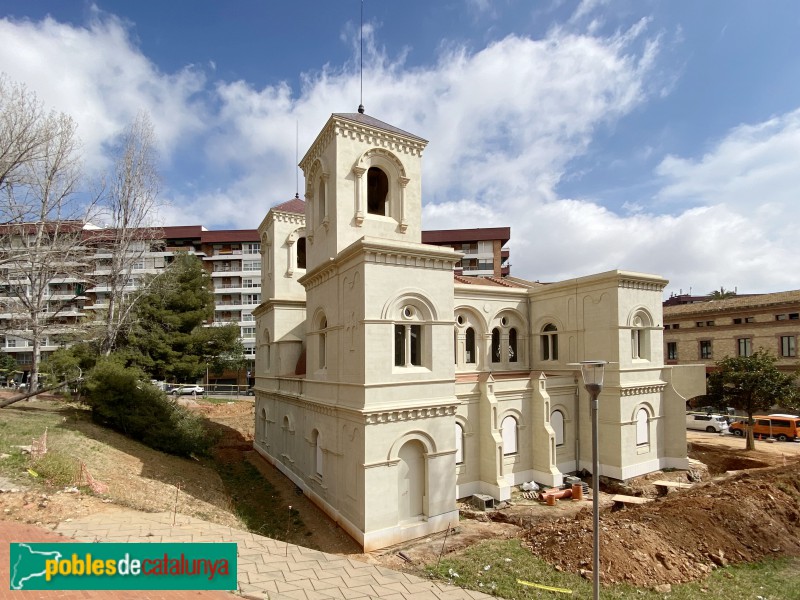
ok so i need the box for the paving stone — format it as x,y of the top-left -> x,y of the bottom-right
309,575 -> 347,590
338,586 -> 371,599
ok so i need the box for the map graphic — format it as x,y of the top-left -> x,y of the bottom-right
9,543 -> 63,590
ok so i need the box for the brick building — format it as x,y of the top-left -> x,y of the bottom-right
663,290 -> 800,375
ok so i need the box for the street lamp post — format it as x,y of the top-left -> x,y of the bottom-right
579,360 -> 607,600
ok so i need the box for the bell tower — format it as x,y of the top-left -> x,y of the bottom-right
299,113 -> 427,272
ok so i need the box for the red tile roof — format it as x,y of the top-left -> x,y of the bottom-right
454,275 -> 528,288
272,197 -> 306,214
162,225 -> 206,239
422,227 -> 510,245
201,230 -> 259,243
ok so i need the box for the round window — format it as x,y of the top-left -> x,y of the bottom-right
501,316 -> 508,326
456,315 -> 465,325
403,306 -> 414,319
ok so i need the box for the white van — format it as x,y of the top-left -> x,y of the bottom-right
686,413 -> 730,433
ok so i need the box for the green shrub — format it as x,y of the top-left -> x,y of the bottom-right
83,358 -> 211,457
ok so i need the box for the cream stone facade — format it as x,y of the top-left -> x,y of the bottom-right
252,112 -> 705,551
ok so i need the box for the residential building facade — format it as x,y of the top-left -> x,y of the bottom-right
421,228 -> 510,277
663,290 -> 800,376
0,225 -> 261,385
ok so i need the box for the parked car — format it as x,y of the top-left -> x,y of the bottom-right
686,412 -> 730,433
171,385 -> 204,396
729,415 -> 800,442
693,406 -> 736,422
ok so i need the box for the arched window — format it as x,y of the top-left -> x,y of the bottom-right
551,409 -> 564,446
501,416 -> 518,455
631,312 -> 651,360
395,324 -> 421,366
542,323 -> 558,361
491,328 -> 501,363
508,328 -> 518,363
395,305 -> 422,367
367,167 -> 388,215
313,429 -> 323,477
318,317 -> 327,370
636,408 -> 649,446
465,327 -> 476,364
296,237 -> 306,270
455,423 -> 465,465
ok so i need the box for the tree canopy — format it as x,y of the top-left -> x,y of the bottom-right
123,252 -> 240,383
707,287 -> 737,299
706,349 -> 800,449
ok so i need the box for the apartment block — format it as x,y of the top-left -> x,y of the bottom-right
421,227 -> 510,277
663,290 -> 800,376
0,224 -> 261,385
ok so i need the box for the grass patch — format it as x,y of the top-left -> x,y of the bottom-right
211,456 -> 313,547
0,401 -> 76,484
427,539 -> 800,599
30,452 -> 79,487
198,397 -> 242,405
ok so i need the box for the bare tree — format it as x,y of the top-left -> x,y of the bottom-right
93,112 -> 162,355
0,75 -> 53,197
0,83 -> 93,392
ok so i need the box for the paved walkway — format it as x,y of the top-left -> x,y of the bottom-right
53,511 -> 494,600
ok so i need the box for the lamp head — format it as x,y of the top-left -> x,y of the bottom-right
579,360 -> 607,392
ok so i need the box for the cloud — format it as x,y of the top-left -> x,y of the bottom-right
0,11 -> 207,173
650,109 -> 800,292
200,18 -> 661,240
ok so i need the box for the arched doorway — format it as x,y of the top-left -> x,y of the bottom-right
397,440 -> 425,521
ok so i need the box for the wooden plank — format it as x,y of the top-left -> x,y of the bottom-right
651,480 -> 691,488
611,494 -> 652,505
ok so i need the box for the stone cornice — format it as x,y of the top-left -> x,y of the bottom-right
351,237 -> 460,270
620,384 -> 667,396
269,210 -> 306,227
365,404 -> 458,425
259,388 -> 458,423
253,298 -> 307,316
335,117 -> 426,157
300,120 -> 336,172
619,278 -> 667,292
297,260 -> 339,291
299,237 -> 459,291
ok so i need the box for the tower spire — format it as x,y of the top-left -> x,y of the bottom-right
358,0 -> 365,114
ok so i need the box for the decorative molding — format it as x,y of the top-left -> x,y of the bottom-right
298,262 -> 339,291
364,248 -> 458,271
359,148 -> 408,178
619,278 -> 667,292
365,404 -> 458,425
300,122 -> 336,172
621,384 -> 667,396
335,119 -> 426,157
352,166 -> 366,226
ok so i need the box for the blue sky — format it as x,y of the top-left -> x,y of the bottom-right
2,1 -> 800,296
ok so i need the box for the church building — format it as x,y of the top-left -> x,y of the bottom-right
252,111 -> 705,551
